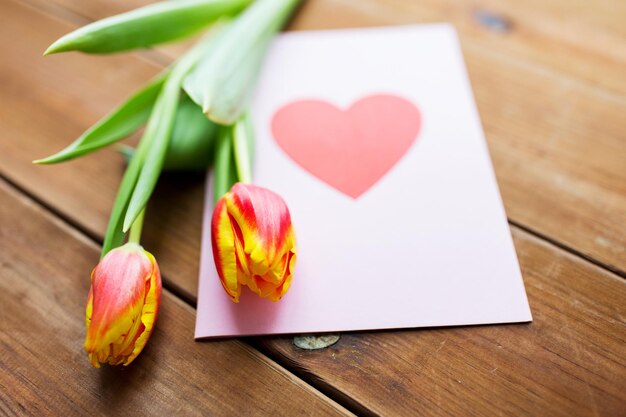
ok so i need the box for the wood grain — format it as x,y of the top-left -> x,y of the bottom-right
291,0 -> 626,94
0,0 -> 200,294
258,228 -> 626,416
6,0 -> 626,284
1,0 -> 625,415
30,0 -> 626,96
0,177 -> 350,417
287,0 -> 626,274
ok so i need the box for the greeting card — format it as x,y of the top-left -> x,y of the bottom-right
196,24 -> 532,338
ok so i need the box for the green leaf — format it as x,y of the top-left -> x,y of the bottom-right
102,28 -> 223,255
33,71 -> 168,165
183,0 -> 300,124
117,94 -> 217,171
122,31 -> 218,232
163,94 -> 217,170
101,85 -> 174,255
44,0 -> 251,55
123,88 -> 177,233
101,130 -> 152,256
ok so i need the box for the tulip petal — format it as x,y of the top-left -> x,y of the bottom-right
211,183 -> 296,302
227,183 -> 292,264
211,197 -> 242,302
86,246 -> 148,341
125,252 -> 162,365
84,243 -> 161,367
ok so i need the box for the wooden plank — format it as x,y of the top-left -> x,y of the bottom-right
4,0 -> 625,285
31,0 -> 626,96
1,1 -> 625,415
289,0 -> 626,273
0,0 -> 203,294
259,228 -> 626,416
291,0 -> 626,95
0,177 -> 350,416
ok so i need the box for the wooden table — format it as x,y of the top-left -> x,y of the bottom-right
1,0 -> 625,415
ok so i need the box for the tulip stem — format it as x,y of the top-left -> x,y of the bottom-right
128,208 -> 146,244
213,127 -> 238,203
232,113 -> 254,184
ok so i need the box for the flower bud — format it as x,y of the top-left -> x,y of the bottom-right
85,243 -> 161,368
211,183 -> 296,302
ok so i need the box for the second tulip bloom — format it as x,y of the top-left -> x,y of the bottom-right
212,183 -> 296,302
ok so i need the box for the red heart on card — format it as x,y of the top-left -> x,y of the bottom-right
271,94 -> 421,198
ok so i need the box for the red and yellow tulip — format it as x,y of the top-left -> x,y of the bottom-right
85,242 -> 162,368
212,183 -> 296,302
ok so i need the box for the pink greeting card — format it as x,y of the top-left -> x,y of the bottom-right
195,24 -> 532,338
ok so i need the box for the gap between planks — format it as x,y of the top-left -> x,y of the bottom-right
3,153 -> 623,287
19,0 -> 626,105
510,220 -> 626,280
12,0 -> 626,281
2,160 -> 625,417
5,0 -> 625,413
0,174 -> 360,417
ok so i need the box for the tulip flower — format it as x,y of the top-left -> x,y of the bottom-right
212,182 -> 296,302
35,0 -> 301,367
85,242 -> 162,368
